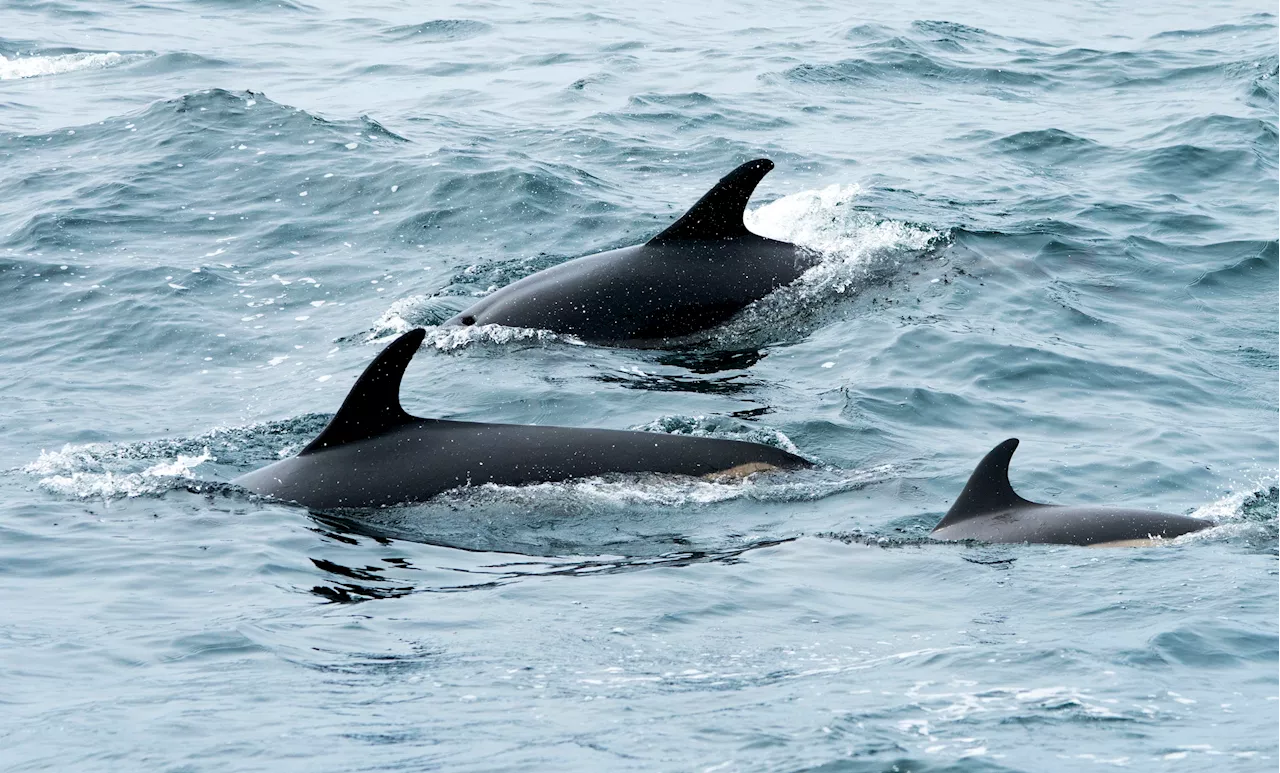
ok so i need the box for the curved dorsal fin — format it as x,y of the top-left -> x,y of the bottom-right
934,438 -> 1041,528
647,158 -> 774,244
301,329 -> 426,454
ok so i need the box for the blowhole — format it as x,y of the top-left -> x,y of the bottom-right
460,315 -> 476,326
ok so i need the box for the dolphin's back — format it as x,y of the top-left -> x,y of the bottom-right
232,328 -> 810,509
236,419 -> 809,509
931,439 -> 1212,546
931,504 -> 1210,546
443,159 -> 816,344
450,238 -> 807,343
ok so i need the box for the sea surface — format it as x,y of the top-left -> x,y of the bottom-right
1,1 -> 1277,771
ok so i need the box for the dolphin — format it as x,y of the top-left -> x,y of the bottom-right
930,439 -> 1212,546
233,328 -> 811,509
441,158 -> 816,345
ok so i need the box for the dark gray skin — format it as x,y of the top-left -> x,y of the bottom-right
233,328 -> 811,509
930,439 -> 1213,546
441,159 -> 817,345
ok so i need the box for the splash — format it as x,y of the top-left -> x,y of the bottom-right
707,183 -> 942,345
0,52 -> 144,80
368,294 -> 441,338
629,414 -> 806,458
26,447 -> 214,499
745,183 -> 939,280
368,310 -> 583,353
435,464 -> 889,511
890,680 -> 1142,762
364,256 -> 561,344
1178,478 -> 1279,546
20,415 -> 327,501
427,322 -> 583,350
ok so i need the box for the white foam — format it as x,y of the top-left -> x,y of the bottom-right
629,414 -> 806,459
0,52 -> 141,80
749,184 -> 937,260
428,322 -> 581,350
1189,481 -> 1273,522
368,311 -> 579,350
736,183 -> 941,313
428,463 -> 894,511
895,681 -> 1131,760
1173,476 -> 1279,542
25,446 -> 213,499
367,294 -> 432,337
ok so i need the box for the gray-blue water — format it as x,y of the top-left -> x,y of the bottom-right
1,1 -> 1277,770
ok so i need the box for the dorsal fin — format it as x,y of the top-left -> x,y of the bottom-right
301,329 -> 425,454
934,439 -> 1042,528
647,158 -> 774,244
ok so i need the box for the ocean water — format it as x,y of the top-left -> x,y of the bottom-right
1,0 -> 1276,770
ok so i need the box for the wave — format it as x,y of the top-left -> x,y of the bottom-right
988,128 -> 1104,160
910,20 -> 996,44
382,19 -> 491,42
1188,240 -> 1279,292
1136,143 -> 1261,187
906,19 -> 1054,51
6,87 -> 407,152
1138,114 -> 1278,152
188,0 -> 316,10
0,50 -> 148,80
782,34 -> 1051,93
1,88 -> 409,253
1249,56 -> 1279,107
604,92 -> 794,133
0,2 -> 98,21
789,20 -> 1277,108
1149,16 -> 1278,41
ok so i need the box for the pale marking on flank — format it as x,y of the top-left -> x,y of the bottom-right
703,462 -> 777,482
1087,537 -> 1163,548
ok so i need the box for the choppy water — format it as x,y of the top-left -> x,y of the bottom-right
1,1 -> 1277,771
